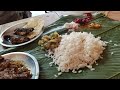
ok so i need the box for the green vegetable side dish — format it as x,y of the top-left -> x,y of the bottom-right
1,13 -> 120,79
38,32 -> 61,50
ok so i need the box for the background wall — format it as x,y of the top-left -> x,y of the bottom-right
31,11 -> 45,17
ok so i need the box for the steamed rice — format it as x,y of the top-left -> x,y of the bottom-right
48,32 -> 107,72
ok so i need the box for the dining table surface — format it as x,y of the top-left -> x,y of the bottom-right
1,11 -> 120,79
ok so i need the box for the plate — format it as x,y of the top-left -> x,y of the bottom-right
1,52 -> 39,79
0,18 -> 44,47
104,11 -> 120,21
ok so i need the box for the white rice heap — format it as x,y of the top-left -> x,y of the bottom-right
48,32 -> 107,72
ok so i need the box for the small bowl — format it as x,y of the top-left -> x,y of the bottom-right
0,20 -> 44,47
1,52 -> 39,79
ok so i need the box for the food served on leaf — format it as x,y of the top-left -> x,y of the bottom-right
39,13 -> 106,74
46,32 -> 107,73
63,13 -> 93,31
63,21 -> 79,30
63,13 -> 102,32
88,22 -> 101,29
74,13 -> 93,25
38,32 -> 61,50
0,55 -> 32,79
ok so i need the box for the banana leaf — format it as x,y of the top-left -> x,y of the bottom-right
1,13 -> 120,79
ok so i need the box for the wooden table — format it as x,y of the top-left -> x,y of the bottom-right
0,11 -> 98,52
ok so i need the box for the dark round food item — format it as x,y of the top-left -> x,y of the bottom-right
14,28 -> 34,36
0,56 -> 4,63
3,35 -> 11,41
11,36 -> 30,44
